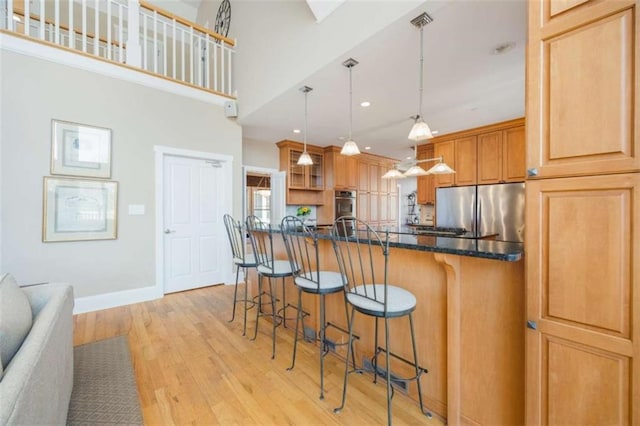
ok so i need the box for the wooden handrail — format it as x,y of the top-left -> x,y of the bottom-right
139,0 -> 235,47
11,9 -> 125,48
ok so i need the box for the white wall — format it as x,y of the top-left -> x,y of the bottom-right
0,50 -> 242,298
243,137 -> 279,170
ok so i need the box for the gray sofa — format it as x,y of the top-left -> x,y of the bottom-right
0,280 -> 74,425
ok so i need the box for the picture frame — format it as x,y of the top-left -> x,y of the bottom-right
51,119 -> 112,178
43,177 -> 118,242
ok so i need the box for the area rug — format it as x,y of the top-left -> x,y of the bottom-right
67,335 -> 143,426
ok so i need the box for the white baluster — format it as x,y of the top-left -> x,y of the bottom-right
107,1 -> 111,59
228,47 -> 233,96
189,27 -> 194,84
163,21 -> 167,76
213,38 -> 218,92
204,34 -> 210,89
24,0 -> 30,36
181,28 -> 185,81
6,0 -> 13,31
142,13 -> 147,69
94,0 -> 99,55
118,4 -> 124,62
54,0 -> 60,43
82,0 -> 87,52
172,19 -> 176,78
40,0 -> 45,40
153,10 -> 157,73
67,0 -> 72,46
221,41 -> 225,95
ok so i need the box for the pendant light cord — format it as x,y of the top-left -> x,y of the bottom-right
348,65 -> 353,141
304,90 -> 308,150
418,24 -> 424,120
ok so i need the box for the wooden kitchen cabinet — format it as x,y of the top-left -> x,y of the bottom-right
325,146 -> 357,190
417,144 -> 436,204
526,1 -> 639,424
478,125 -> 526,184
434,138 -> 476,187
277,140 -> 324,205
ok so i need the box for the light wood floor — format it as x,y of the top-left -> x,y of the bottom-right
73,284 -> 444,425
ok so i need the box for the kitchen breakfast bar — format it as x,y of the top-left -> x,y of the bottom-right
247,228 -> 524,425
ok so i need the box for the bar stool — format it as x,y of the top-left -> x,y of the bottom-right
245,215 -> 297,359
280,215 -> 352,400
330,216 -> 429,425
223,214 -> 257,336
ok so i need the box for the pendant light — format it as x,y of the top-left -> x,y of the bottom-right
340,58 -> 361,156
297,86 -> 314,166
402,144 -> 429,177
408,12 -> 434,142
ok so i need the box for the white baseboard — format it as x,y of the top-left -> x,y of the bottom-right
74,285 -> 163,314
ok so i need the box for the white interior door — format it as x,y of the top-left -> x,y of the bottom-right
163,155 -> 228,293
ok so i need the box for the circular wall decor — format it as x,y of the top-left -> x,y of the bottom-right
214,0 -> 231,38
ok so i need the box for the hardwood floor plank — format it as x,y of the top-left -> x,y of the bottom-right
73,285 -> 443,425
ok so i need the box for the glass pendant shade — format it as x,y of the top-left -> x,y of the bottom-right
408,118 -> 433,141
427,162 -> 455,174
381,168 -> 406,179
341,139 -> 360,156
297,151 -> 313,166
403,164 -> 429,177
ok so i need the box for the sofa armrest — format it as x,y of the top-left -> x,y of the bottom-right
0,283 -> 74,425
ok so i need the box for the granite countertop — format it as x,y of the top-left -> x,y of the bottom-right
297,227 -> 524,262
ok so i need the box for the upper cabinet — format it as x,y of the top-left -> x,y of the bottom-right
430,118 -> 526,188
324,146 -> 357,190
478,125 -> 526,184
277,140 -> 324,205
526,3 -> 639,179
417,144 -> 436,204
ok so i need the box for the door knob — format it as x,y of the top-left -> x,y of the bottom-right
164,229 -> 176,234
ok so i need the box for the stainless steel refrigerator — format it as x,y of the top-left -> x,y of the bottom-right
435,182 -> 525,242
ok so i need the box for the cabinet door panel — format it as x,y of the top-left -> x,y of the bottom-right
358,161 -> 369,192
528,8 -> 638,177
502,126 -> 526,182
526,174 -> 639,425
454,136 -> 477,186
435,141 -> 455,187
478,131 -> 502,184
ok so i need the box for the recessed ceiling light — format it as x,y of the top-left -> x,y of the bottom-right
406,156 -> 412,160
492,42 -> 515,55
338,136 -> 345,141
360,101 -> 371,107
293,129 -> 301,134
431,130 -> 439,135
364,146 -> 371,150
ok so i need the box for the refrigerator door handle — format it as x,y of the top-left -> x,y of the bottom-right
477,200 -> 482,237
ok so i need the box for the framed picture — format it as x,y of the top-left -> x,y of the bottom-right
43,177 -> 118,242
51,120 -> 112,178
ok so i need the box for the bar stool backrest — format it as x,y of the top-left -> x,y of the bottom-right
331,216 -> 391,314
223,214 -> 248,264
245,215 -> 276,273
281,215 -> 320,289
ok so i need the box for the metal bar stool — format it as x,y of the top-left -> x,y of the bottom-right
245,215 -> 297,359
280,215 -> 353,400
330,216 -> 430,425
223,214 -> 258,336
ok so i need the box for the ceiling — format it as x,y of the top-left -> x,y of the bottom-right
239,0 -> 526,162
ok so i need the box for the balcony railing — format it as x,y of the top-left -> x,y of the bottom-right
1,0 -> 235,98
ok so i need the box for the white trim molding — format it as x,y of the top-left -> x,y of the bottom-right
74,284 -> 162,314
0,32 -> 228,106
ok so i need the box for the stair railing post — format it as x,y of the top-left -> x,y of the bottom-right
126,0 -> 142,67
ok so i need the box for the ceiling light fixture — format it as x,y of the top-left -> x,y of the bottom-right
408,12 -> 434,142
293,129 -> 301,134
297,86 -> 314,166
340,58 -> 361,156
360,101 -> 371,107
382,144 -> 455,179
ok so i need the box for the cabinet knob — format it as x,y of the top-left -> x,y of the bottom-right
526,320 -> 537,330
527,168 -> 538,177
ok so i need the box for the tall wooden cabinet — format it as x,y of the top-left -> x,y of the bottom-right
276,140 -> 324,205
417,144 -> 436,204
526,1 -> 639,424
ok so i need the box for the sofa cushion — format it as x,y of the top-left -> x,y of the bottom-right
0,274 -> 33,369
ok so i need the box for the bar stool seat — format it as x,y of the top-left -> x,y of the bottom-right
234,253 -> 257,266
295,271 -> 344,293
347,284 -> 417,317
257,260 -> 294,276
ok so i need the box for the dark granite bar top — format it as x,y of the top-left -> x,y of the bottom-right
271,225 -> 524,262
